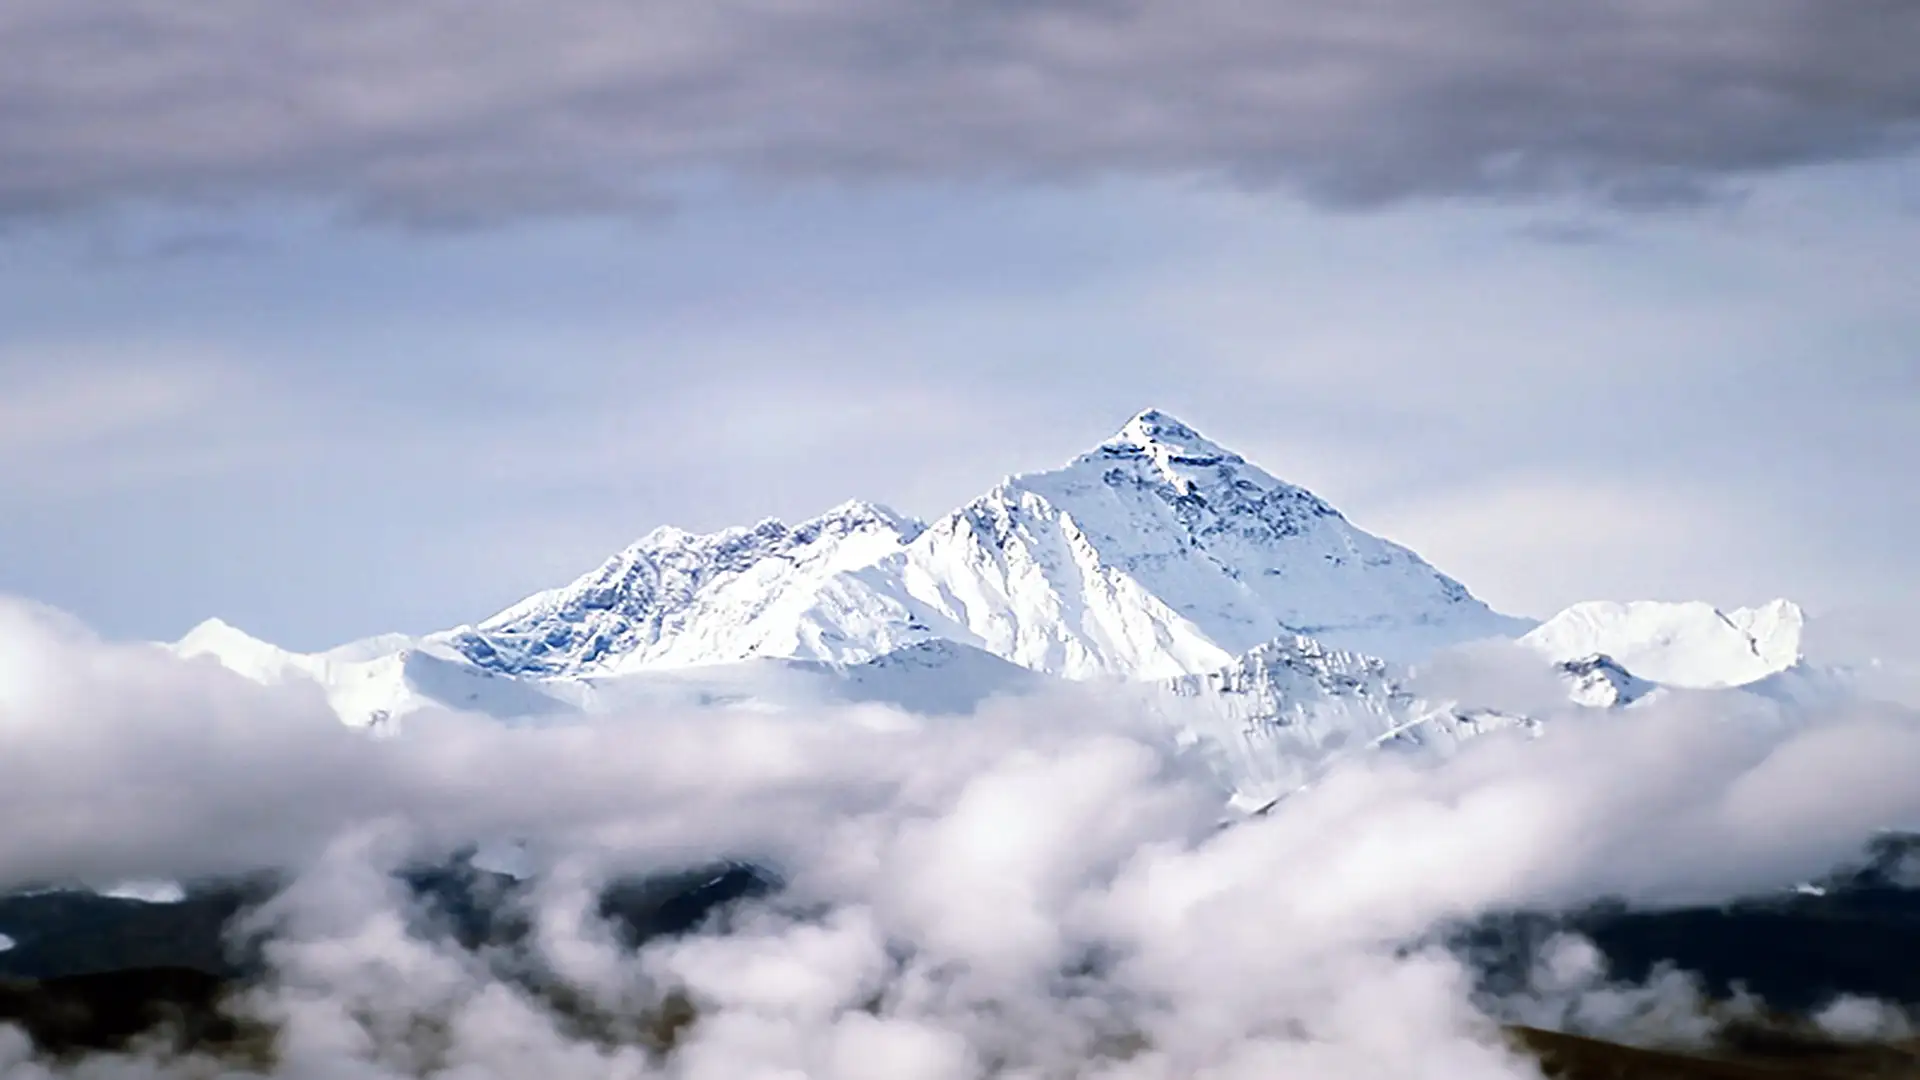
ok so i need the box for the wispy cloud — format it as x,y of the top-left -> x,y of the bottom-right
0,356 -> 215,455
0,350 -> 289,496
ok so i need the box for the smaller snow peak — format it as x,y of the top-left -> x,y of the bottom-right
1103,408 -> 1242,468
800,499 -> 926,543
1523,598 -> 1805,689
171,616 -> 300,680
175,616 -> 250,650
637,522 -> 695,547
1727,597 -> 1805,663
620,501 -> 919,562
1239,633 -> 1381,672
455,496 -> 928,677
1557,652 -> 1629,678
1557,653 -> 1657,708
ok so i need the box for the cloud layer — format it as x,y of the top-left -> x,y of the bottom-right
5,0 -> 1919,221
5,595 -> 1920,1076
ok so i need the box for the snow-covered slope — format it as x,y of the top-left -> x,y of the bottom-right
556,640 -> 1050,717
1522,599 -> 1804,689
1556,654 -> 1660,708
827,639 -> 1053,715
177,613 -> 1048,725
1154,636 -> 1416,803
173,617 -> 316,685
1152,635 -> 1547,810
1737,662 -> 1859,709
442,409 -> 1529,682
445,501 -> 928,676
880,410 -> 1530,676
172,618 -> 571,727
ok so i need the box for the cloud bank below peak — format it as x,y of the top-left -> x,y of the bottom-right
6,590 -> 1920,1078
5,0 -> 1919,224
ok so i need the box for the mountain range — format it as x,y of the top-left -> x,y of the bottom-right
170,409 -> 1823,805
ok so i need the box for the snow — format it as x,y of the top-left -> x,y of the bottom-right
1738,662 -> 1858,709
828,639 -> 1052,715
1149,635 -> 1555,807
883,410 -> 1532,675
446,500 -> 928,675
172,618 -> 572,728
173,616 -> 312,684
1153,635 -> 1421,801
441,409 -> 1531,682
554,641 -> 1050,718
158,407 -> 1846,812
1557,654 -> 1660,708
1523,598 -> 1804,688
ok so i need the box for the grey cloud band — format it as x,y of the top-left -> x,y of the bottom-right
3,0 -> 1917,222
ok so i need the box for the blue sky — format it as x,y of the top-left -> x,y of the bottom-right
1,3 -> 1917,650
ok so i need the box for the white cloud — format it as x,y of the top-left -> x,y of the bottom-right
2,596 -> 1920,1076
0,353 -> 217,454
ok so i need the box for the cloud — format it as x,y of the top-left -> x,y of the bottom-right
0,356 -> 217,458
3,0 -> 1918,224
0,349 -> 302,502
4,593 -> 1920,1076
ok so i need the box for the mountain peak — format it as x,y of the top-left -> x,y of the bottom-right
1522,598 -> 1804,689
434,406 -> 1529,680
812,499 -> 923,537
1098,408 -> 1242,469
627,500 -> 920,557
920,408 -> 1532,670
172,616 -> 311,684
453,496 -> 927,675
176,616 -> 265,654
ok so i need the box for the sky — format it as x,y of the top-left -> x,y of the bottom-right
7,11 -> 1920,1071
1,2 -> 1918,650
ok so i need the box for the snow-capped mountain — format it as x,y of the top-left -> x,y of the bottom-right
1521,598 -> 1803,689
1150,635 -> 1577,808
1556,654 -> 1660,708
1154,635 -> 1417,805
163,406 -> 1851,810
441,409 -> 1529,682
445,501 -> 928,677
874,410 -> 1531,677
172,618 -> 571,728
